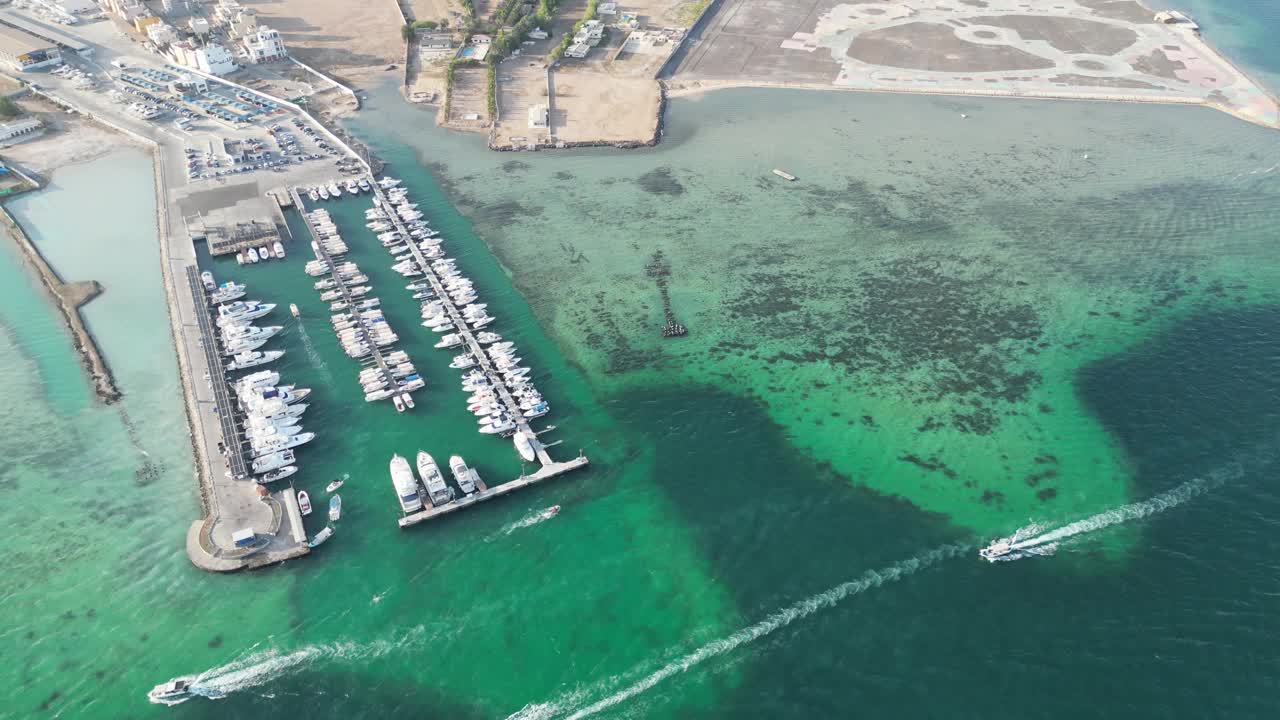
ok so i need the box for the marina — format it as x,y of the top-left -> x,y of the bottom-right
292,188 -> 420,410
338,176 -> 590,526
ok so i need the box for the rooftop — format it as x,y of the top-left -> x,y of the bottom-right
0,24 -> 55,56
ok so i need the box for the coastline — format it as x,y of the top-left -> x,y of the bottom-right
661,77 -> 1279,130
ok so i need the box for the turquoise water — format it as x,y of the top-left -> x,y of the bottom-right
2,1 -> 1280,717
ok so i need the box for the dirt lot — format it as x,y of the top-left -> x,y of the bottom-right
445,64 -> 491,132
2,98 -> 140,176
242,0 -> 406,84
549,65 -> 661,145
408,0 -> 461,24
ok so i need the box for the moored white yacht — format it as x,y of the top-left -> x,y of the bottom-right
390,454 -> 424,513
415,450 -> 454,506
449,455 -> 480,495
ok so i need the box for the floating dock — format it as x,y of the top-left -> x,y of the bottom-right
398,455 -> 588,527
290,188 -> 407,405
364,177 -> 591,527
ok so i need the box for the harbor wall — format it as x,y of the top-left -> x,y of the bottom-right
0,205 -> 120,403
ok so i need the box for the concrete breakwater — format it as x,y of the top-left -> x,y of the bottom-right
0,206 -> 120,403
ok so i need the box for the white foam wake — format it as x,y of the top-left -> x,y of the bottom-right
296,322 -> 334,385
506,544 -> 969,720
1010,475 -> 1218,552
180,625 -> 428,701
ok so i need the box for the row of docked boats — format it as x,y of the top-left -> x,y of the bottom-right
305,176 -> 372,203
370,176 -> 551,449
389,451 -> 481,514
201,273 -> 289,375
234,241 -> 287,266
302,203 -> 423,411
233,369 -> 314,480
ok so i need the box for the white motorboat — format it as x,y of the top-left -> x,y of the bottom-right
390,454 -> 424,513
345,179 -> 359,194
252,449 -> 296,474
259,465 -> 298,483
248,247 -> 260,263
226,349 -> 284,371
435,334 -> 463,348
290,303 -> 300,318
218,301 -> 275,324
479,420 -> 515,435
328,181 -> 342,196
298,490 -> 312,515
329,493 -> 342,521
237,370 -> 280,391
274,241 -> 286,258
308,188 -> 320,202
513,430 -> 537,463
148,676 -> 196,705
210,282 -> 247,304
358,177 -> 372,192
200,271 -> 216,291
236,252 -> 245,265
476,332 -> 502,344
415,451 -> 454,506
318,186 -> 331,201
449,455 -> 479,494
309,525 -> 334,548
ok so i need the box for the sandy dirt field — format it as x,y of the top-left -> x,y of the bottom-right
550,67 -> 661,144
445,65 -> 491,132
242,0 -> 406,85
2,99 -> 138,177
408,0 -> 460,24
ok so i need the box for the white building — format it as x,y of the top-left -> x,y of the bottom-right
188,17 -> 211,37
228,9 -> 260,38
0,118 -> 44,144
145,22 -> 179,47
170,40 -> 238,75
241,25 -> 286,63
196,42 -> 238,75
528,103 -> 548,128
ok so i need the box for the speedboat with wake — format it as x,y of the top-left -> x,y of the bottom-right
148,676 -> 196,704
979,535 -> 1057,562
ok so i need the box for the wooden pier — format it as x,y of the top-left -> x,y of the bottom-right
365,177 -> 590,526
290,188 -> 406,404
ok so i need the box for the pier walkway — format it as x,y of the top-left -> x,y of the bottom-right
183,266 -> 309,570
186,266 -> 248,478
364,179 -> 590,527
290,189 -> 403,404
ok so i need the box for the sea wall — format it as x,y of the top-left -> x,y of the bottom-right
0,206 -> 120,403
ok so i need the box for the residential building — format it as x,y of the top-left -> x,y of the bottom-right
573,20 -> 604,47
169,40 -> 238,75
564,42 -> 589,59
145,21 -> 178,47
228,9 -> 260,38
188,17 -> 211,37
0,25 -> 61,72
241,25 -> 286,63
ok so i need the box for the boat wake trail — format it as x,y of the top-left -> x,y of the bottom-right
999,474 -> 1223,558
181,626 -> 428,701
295,322 -> 334,385
506,544 -> 968,720
493,507 -> 560,538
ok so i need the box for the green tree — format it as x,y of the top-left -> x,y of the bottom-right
0,96 -> 22,120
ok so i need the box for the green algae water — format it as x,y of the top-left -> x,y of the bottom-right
4,3 -> 1280,717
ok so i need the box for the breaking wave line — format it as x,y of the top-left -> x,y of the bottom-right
506,544 -> 969,720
